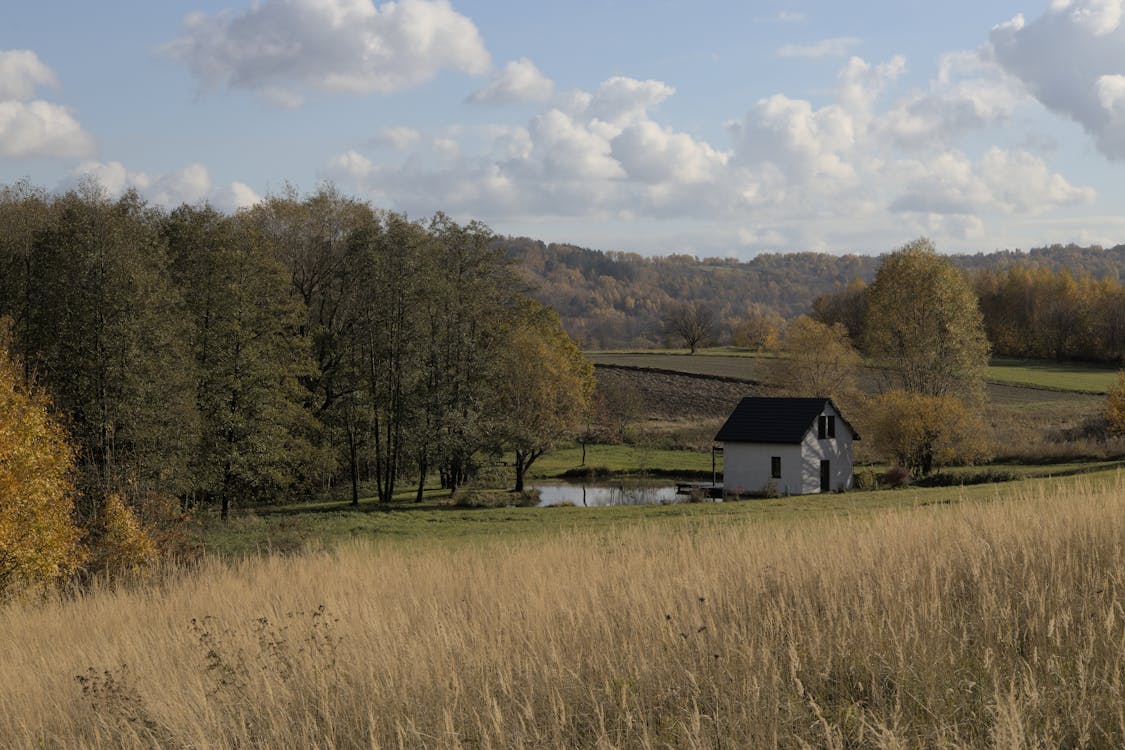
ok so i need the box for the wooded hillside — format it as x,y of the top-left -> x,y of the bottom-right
499,236 -> 1125,353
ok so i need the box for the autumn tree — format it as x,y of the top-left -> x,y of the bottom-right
489,301 -> 595,492
1108,371 -> 1125,436
767,315 -> 862,408
864,390 -> 991,475
732,304 -> 785,350
665,302 -> 717,354
865,239 -> 989,401
0,333 -> 84,598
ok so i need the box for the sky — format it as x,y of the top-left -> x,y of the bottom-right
3,0 -> 1125,257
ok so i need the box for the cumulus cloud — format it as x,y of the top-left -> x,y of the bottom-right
889,148 -> 1095,216
0,50 -> 58,100
374,126 -> 423,150
777,37 -> 861,59
163,0 -> 491,107
0,49 -> 95,159
64,161 -> 261,212
469,58 -> 554,104
322,54 -> 1097,253
879,50 -> 1025,148
990,0 -> 1125,158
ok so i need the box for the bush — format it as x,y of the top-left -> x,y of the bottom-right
86,494 -> 157,577
853,468 -> 878,491
0,338 -> 84,598
880,466 -> 912,488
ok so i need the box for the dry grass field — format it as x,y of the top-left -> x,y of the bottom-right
3,472 -> 1124,748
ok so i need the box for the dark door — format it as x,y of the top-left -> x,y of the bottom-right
820,460 -> 831,492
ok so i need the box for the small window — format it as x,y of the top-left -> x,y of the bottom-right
819,415 -> 836,439
771,456 -> 781,479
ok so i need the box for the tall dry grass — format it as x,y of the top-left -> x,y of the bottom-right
2,474 -> 1125,748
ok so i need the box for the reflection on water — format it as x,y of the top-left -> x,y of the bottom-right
533,483 -> 683,507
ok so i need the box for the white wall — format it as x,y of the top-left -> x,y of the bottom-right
721,403 -> 855,496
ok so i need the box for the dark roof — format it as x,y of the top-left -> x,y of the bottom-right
713,397 -> 859,444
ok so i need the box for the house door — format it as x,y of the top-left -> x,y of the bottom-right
820,460 -> 831,492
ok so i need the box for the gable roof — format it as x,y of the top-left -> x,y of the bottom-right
713,396 -> 859,444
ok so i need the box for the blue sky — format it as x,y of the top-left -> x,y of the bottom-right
3,0 -> 1124,256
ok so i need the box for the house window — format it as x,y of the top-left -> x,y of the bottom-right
818,415 -> 836,439
771,456 -> 781,478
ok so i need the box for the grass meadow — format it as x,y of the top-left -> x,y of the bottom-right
3,470 -> 1125,748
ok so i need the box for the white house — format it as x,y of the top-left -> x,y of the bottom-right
714,397 -> 859,496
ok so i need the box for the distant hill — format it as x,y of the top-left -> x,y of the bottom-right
496,237 -> 1125,349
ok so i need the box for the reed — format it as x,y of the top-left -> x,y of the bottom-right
3,473 -> 1124,748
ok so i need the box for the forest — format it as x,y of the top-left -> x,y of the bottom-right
0,180 -> 592,561
501,235 -> 1125,361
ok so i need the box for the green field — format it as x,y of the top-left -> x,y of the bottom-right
985,357 -> 1119,393
199,464 -> 1124,557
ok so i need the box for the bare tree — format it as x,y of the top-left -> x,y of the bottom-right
665,302 -> 717,354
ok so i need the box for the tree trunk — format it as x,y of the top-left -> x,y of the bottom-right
415,455 -> 427,503
514,452 -> 526,493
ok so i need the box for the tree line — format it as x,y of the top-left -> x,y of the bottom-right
501,235 -> 1125,362
0,180 -> 592,536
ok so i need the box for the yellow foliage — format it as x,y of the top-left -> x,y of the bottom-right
1108,371 -> 1125,436
0,340 -> 84,598
863,389 -> 992,474
87,494 -> 157,576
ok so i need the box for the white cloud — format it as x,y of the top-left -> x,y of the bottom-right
374,126 -> 423,150
469,58 -> 554,104
0,100 -> 95,158
0,49 -> 95,159
879,50 -> 1025,148
1096,73 -> 1125,111
777,11 -> 806,23
64,161 -> 260,211
990,0 -> 1125,158
0,50 -> 58,100
163,0 -> 491,107
322,54 -> 1099,254
889,148 -> 1095,216
777,37 -> 861,59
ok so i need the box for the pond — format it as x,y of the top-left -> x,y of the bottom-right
532,483 -> 712,507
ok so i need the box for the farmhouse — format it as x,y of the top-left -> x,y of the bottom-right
715,397 -> 859,496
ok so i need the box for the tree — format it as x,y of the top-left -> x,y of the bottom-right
863,390 -> 991,475
811,278 -> 868,345
26,186 -> 198,509
0,332 -> 84,598
865,239 -> 989,401
767,315 -> 861,407
732,304 -> 784,350
1108,371 -> 1125,436
165,207 -> 321,520
489,301 -> 595,492
665,302 -> 717,354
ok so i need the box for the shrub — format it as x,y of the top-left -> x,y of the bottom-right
0,338 -> 84,598
880,466 -> 912,487
86,494 -> 157,577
